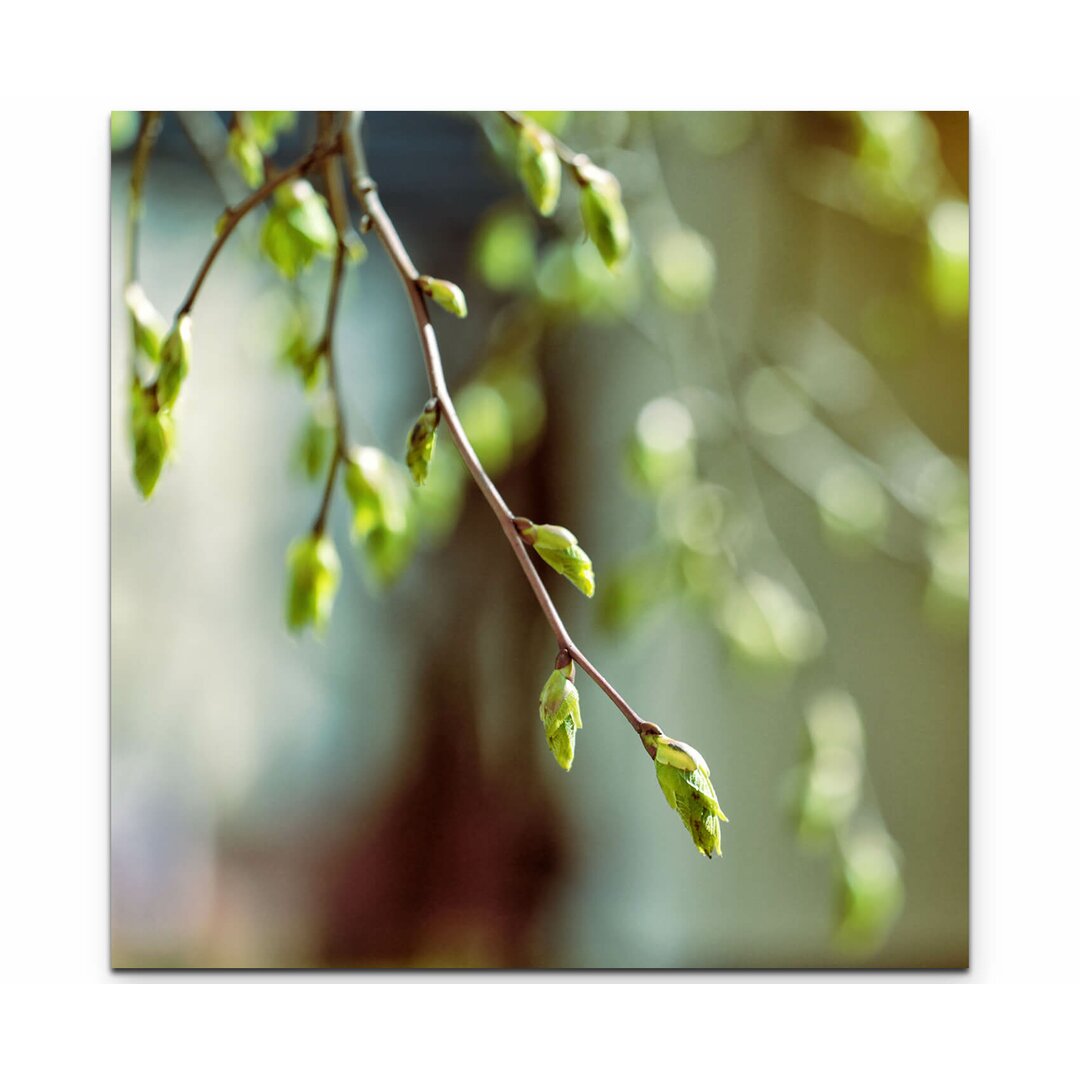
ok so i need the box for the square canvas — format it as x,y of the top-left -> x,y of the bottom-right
110,111 -> 968,969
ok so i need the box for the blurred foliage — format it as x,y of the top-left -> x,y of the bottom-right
464,109 -> 966,950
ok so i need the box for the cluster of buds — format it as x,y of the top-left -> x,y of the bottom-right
509,116 -> 631,270
125,284 -> 191,498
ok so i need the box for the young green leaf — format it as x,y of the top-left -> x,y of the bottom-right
418,275 -> 468,318
343,446 -> 416,586
246,111 -> 297,152
344,446 -> 402,539
575,161 -> 631,269
227,126 -> 265,188
285,532 -> 341,635
130,382 -> 173,499
156,315 -> 191,409
517,120 -> 561,217
260,180 -> 337,280
294,406 -> 335,482
641,731 -> 727,858
405,398 -> 440,485
515,518 -> 596,597
124,283 -> 168,362
538,656 -> 582,771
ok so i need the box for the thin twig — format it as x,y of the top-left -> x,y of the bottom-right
499,110 -> 589,176
311,139 -> 352,537
340,111 -> 652,738
125,111 -> 161,289
174,136 -> 340,320
311,240 -> 347,537
125,111 -> 161,386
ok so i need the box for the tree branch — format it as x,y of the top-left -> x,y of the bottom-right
340,111 -> 653,739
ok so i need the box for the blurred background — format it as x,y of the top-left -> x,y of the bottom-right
110,111 -> 968,969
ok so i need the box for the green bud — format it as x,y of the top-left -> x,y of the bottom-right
124,283 -> 168,362
641,731 -> 727,858
517,120 -> 561,217
260,179 -> 337,279
285,532 -> 341,635
130,382 -> 173,499
405,398 -> 440,485
538,655 -> 582,771
515,518 -> 595,598
227,126 -> 265,188
246,111 -> 296,153
418,275 -> 468,318
575,161 -> 631,269
279,303 -> 322,391
344,229 -> 367,264
343,446 -> 416,585
344,446 -> 408,539
294,405 -> 335,482
157,315 -> 191,410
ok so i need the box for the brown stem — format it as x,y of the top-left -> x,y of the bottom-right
312,135 -> 353,536
125,111 -> 162,383
340,111 -> 651,739
126,112 -> 161,284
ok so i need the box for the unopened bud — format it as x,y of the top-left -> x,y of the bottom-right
124,283 -> 167,362
575,161 -> 631,269
517,120 -> 561,217
418,275 -> 468,319
260,180 -> 337,279
129,382 -> 174,499
156,315 -> 191,409
538,653 -> 582,771
405,397 -> 440,485
285,532 -> 341,635
515,517 -> 595,598
641,730 -> 727,858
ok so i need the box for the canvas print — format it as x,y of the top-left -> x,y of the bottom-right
110,111 -> 968,969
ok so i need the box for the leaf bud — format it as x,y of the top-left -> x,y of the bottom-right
517,120 -> 561,217
538,650 -> 582,770
418,275 -> 468,318
285,532 -> 341,635
574,160 -> 631,269
640,730 -> 727,858
405,397 -> 440,485
156,314 -> 191,410
514,517 -> 596,598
